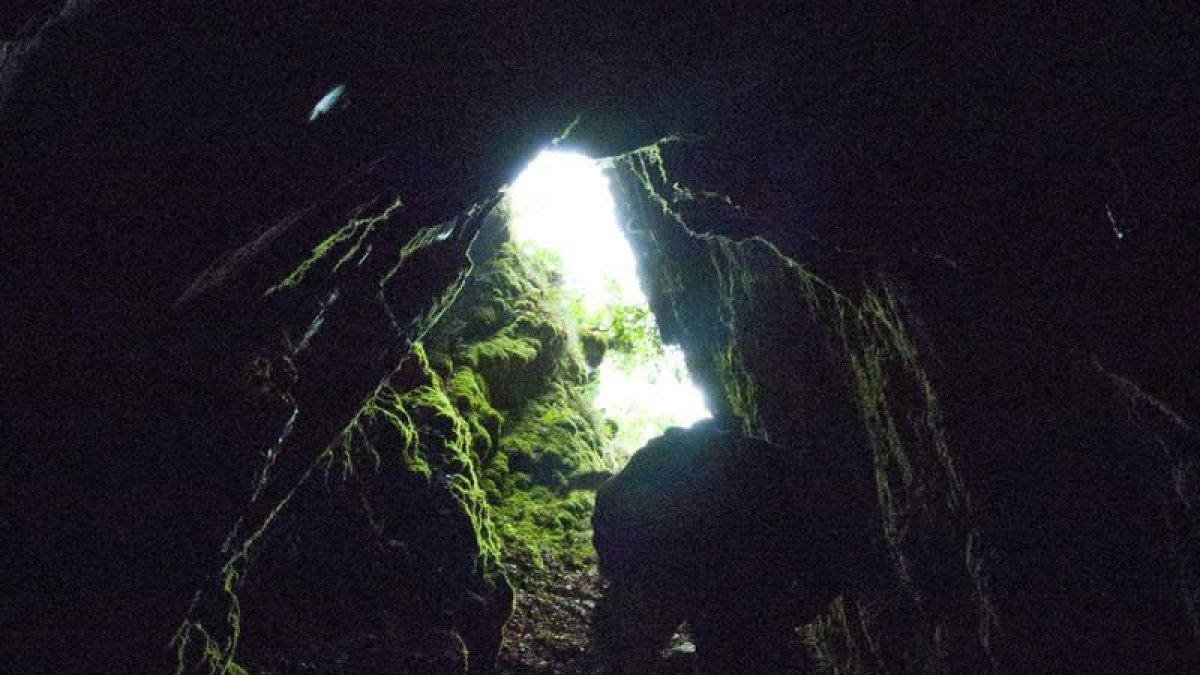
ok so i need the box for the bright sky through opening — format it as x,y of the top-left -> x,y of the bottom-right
507,150 -> 710,458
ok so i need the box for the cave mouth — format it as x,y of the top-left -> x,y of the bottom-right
507,149 -> 711,464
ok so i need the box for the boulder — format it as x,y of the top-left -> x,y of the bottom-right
591,421 -> 882,674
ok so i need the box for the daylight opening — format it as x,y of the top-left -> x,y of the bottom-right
507,150 -> 710,463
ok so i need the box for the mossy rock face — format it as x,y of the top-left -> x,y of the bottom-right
460,327 -> 554,411
446,368 -> 504,457
418,235 -> 610,572
432,243 -> 581,413
433,242 -> 548,343
169,193 -> 503,675
494,488 -> 598,569
497,382 -> 607,487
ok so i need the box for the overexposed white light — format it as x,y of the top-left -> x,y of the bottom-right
507,151 -> 644,314
593,344 -> 711,456
507,150 -> 710,460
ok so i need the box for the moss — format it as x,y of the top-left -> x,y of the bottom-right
178,219 -> 618,675
492,488 -> 598,569
329,231 -> 609,579
429,242 -> 577,412
459,325 -> 556,411
172,616 -> 253,675
467,304 -> 501,332
380,221 -> 453,287
179,201 -> 510,674
579,329 -> 607,368
463,330 -> 539,371
447,368 -> 505,457
266,197 -> 404,295
173,446 -> 325,675
496,381 -> 608,483
802,596 -> 879,675
173,334 -> 512,671
716,340 -> 757,432
387,355 -> 503,567
414,235 -> 610,570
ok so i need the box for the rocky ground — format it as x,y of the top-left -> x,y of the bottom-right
248,554 -> 704,675
497,557 -> 699,675
497,559 -> 602,675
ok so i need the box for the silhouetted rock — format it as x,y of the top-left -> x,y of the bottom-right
592,422 -> 882,674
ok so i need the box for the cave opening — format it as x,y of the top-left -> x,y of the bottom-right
504,148 -> 711,465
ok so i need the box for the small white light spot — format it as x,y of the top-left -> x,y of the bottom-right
309,84 -> 347,123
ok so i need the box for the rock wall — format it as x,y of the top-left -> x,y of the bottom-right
610,136 -> 1200,673
180,211 -> 615,674
612,140 -> 994,673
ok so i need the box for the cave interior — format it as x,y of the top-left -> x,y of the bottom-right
3,4 -> 1199,675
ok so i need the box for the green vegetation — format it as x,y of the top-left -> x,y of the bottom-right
421,239 -> 611,568
266,197 -> 404,295
174,197 -> 493,675
491,487 -> 598,569
584,300 -> 660,361
172,452 -> 322,675
329,342 -> 503,568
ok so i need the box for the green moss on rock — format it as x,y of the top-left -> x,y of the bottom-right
266,197 -> 404,295
497,381 -> 608,487
447,368 -> 505,458
415,236 -> 611,570
494,488 -> 598,569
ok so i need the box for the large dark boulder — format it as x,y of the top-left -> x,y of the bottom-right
591,421 -> 883,674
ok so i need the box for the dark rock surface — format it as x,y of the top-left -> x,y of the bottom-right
592,421 -> 881,674
608,131 -> 1200,672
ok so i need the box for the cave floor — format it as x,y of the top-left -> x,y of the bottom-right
498,558 -> 696,675
497,558 -> 601,675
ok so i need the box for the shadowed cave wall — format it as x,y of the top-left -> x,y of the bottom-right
3,4 -> 1199,674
